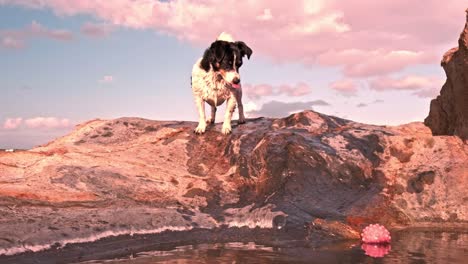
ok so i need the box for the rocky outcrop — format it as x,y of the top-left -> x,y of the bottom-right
0,111 -> 467,260
424,9 -> 468,140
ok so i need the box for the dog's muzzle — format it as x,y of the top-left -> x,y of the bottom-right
230,77 -> 241,89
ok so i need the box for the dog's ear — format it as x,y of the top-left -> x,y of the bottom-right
200,41 -> 225,71
236,41 -> 252,59
200,49 -> 214,72
211,41 -> 226,62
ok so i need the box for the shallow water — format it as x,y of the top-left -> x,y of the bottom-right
81,229 -> 467,264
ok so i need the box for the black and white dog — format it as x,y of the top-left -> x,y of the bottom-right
191,32 -> 252,134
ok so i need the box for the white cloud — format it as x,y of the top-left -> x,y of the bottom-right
243,101 -> 259,118
2,118 -> 23,130
24,117 -> 72,129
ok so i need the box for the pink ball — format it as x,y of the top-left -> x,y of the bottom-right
361,224 -> 391,244
361,243 -> 391,258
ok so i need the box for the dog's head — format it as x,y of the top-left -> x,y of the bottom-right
200,39 -> 253,89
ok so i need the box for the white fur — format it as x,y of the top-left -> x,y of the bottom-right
191,54 -> 245,135
224,54 -> 240,84
217,32 -> 234,42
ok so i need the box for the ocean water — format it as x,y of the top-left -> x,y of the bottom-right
81,229 -> 467,264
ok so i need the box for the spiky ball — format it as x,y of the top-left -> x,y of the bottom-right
361,224 -> 391,244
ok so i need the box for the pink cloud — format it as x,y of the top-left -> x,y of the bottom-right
369,75 -> 444,91
1,36 -> 24,49
99,75 -> 114,83
278,82 -> 312,97
243,84 -> 276,100
2,116 -> 73,131
317,49 -> 437,77
1,0 -> 465,76
243,82 -> 312,100
256,8 -> 273,21
329,79 -> 359,97
81,22 -> 114,37
3,118 -> 23,130
24,117 -> 72,129
29,20 -> 73,41
412,88 -> 440,98
0,20 -> 73,49
369,75 -> 444,98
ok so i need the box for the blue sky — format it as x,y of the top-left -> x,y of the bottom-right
0,1 -> 464,149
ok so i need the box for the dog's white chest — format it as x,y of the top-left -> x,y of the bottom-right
192,59 -> 232,106
201,77 -> 231,106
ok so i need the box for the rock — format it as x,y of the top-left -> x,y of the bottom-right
424,9 -> 468,140
307,218 -> 361,241
0,111 -> 466,258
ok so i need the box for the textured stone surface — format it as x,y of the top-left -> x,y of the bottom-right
425,9 -> 468,140
0,111 -> 466,257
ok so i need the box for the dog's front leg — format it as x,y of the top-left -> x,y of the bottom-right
194,97 -> 207,134
235,90 -> 246,124
207,105 -> 216,125
222,97 -> 236,135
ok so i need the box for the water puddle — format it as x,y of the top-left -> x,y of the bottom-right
79,229 -> 468,263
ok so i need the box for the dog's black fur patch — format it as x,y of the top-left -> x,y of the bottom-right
200,40 -> 252,72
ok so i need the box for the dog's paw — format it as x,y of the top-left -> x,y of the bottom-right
206,118 -> 215,125
238,118 -> 246,124
194,123 -> 207,134
221,124 -> 232,135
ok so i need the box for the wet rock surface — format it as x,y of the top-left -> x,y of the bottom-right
0,111 -> 467,261
425,9 -> 468,140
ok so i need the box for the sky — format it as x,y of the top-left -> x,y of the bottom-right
0,0 -> 466,149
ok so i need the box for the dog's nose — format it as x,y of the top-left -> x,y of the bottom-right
232,77 -> 240,84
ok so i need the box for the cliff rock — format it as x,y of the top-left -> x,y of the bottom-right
0,111 -> 466,260
424,9 -> 468,140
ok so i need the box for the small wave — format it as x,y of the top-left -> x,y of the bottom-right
223,204 -> 287,229
0,226 -> 193,256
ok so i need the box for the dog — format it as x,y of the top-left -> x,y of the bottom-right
191,32 -> 252,134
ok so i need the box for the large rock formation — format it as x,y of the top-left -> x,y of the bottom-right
424,9 -> 468,140
0,111 -> 466,261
